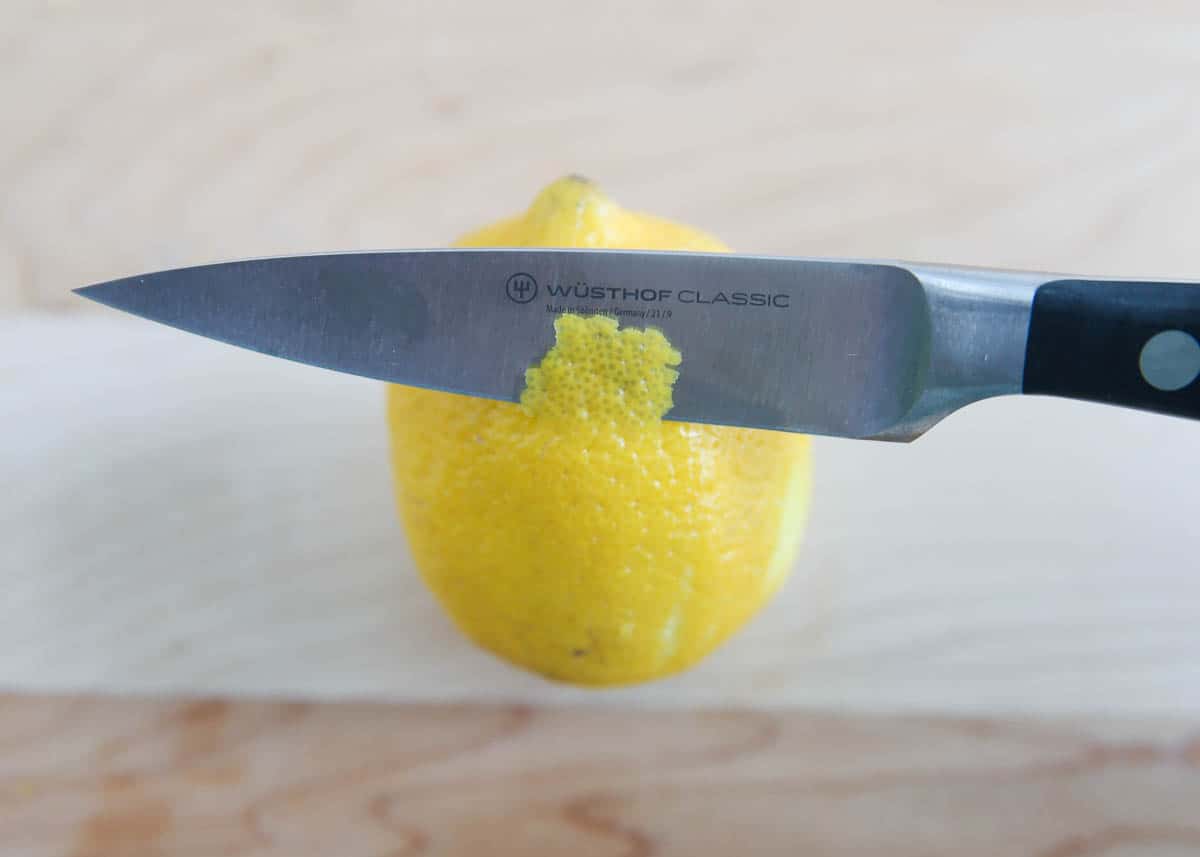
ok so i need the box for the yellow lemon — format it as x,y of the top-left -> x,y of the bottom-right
386,176 -> 812,685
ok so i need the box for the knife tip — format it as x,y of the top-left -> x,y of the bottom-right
72,280 -> 129,311
72,283 -> 104,303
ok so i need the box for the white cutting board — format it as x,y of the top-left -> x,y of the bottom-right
3,310 -> 1198,716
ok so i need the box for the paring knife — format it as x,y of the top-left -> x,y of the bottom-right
75,249 -> 1200,441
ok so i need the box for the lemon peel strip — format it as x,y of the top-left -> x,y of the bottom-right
520,313 -> 681,425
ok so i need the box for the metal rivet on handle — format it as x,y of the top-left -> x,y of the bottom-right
1139,329 -> 1200,392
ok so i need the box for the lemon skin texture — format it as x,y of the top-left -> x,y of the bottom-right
386,177 -> 812,686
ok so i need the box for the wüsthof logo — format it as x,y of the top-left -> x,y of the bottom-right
505,270 -> 790,310
505,272 -> 538,304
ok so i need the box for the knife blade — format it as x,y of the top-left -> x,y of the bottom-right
75,249 -> 1200,440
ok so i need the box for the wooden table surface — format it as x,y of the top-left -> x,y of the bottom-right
2,695 -> 1199,857
4,1 -> 1200,853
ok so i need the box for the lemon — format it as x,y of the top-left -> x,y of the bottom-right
386,176 -> 812,685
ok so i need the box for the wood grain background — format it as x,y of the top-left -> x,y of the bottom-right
4,0 -> 1200,853
4,695 -> 1200,857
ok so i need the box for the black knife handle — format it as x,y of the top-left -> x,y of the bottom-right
1022,279 -> 1200,420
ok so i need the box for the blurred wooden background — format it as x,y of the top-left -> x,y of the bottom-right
3,0 -> 1200,853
